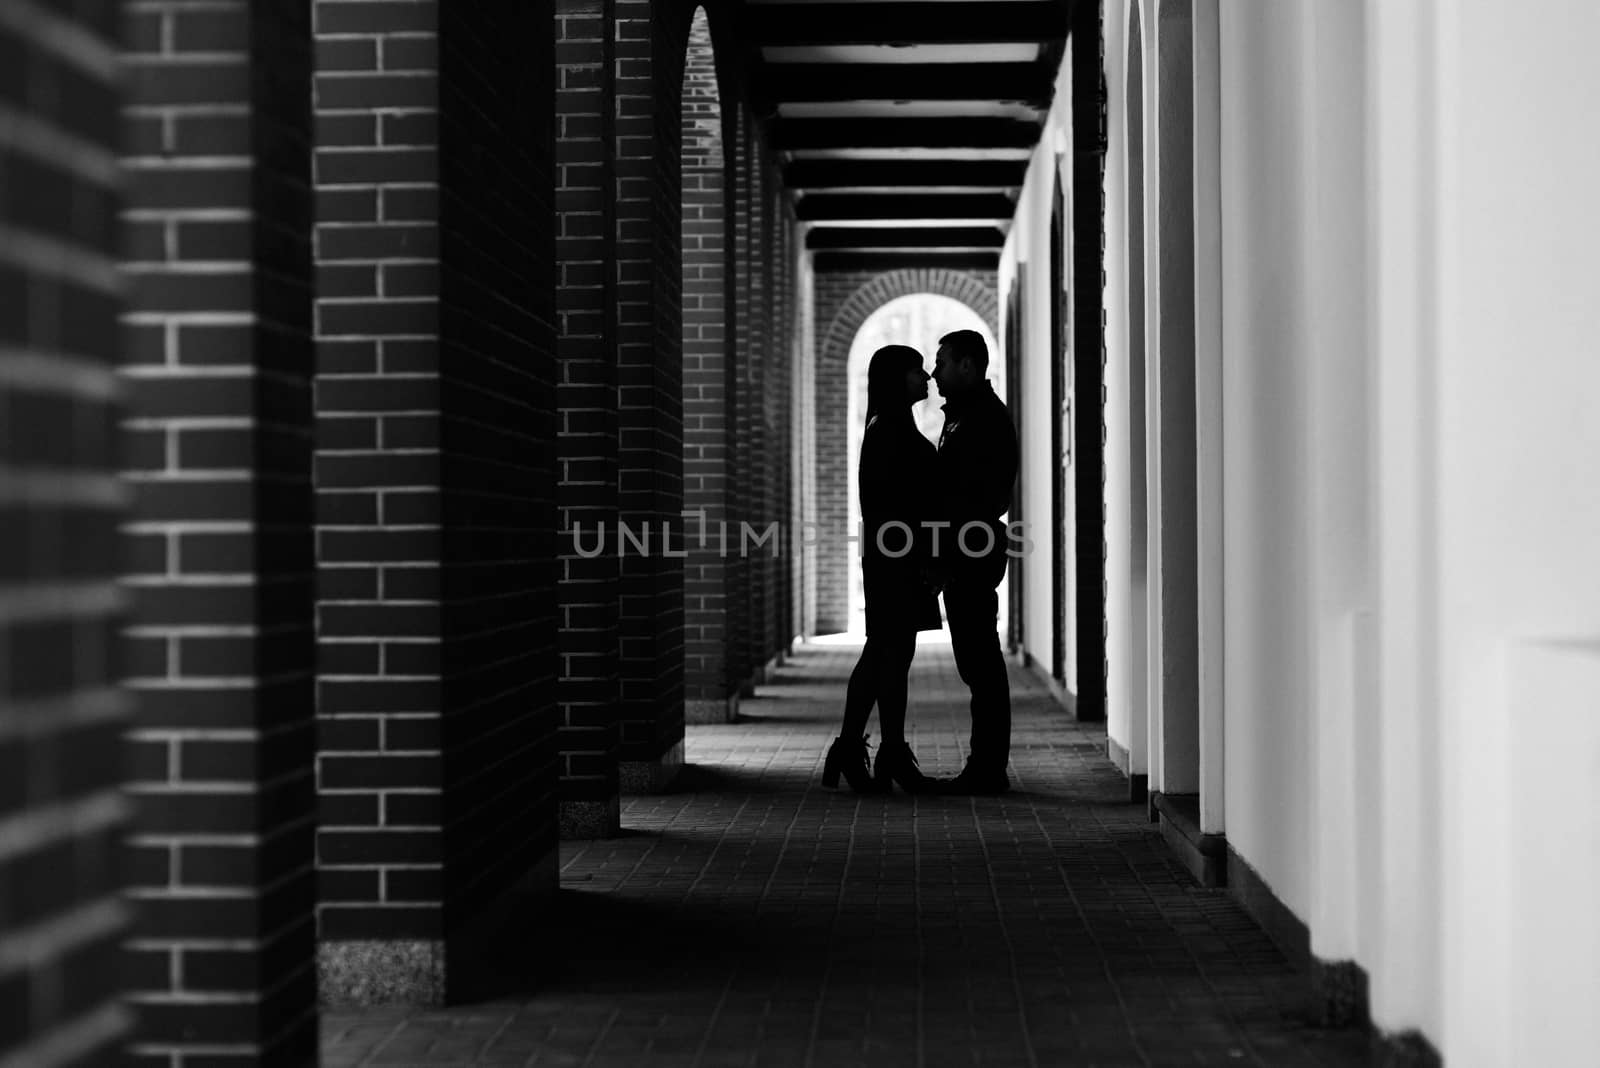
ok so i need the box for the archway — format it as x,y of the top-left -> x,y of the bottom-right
842,294 -> 1004,634
812,268 -> 999,634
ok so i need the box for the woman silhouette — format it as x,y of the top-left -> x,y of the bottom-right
822,345 -> 942,794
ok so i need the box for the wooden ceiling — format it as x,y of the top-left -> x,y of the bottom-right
737,0 -> 1072,271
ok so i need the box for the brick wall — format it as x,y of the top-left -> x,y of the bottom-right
527,0 -> 803,833
0,6 -> 130,1065
121,0 -> 320,1060
312,0 -> 559,999
811,268 -> 999,632
680,7 -> 733,721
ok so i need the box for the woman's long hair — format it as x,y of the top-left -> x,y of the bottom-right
865,344 -> 924,424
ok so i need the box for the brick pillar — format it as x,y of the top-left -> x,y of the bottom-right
680,9 -> 736,724
726,105 -> 753,696
742,143 -> 770,690
773,198 -> 796,656
436,0 -> 560,974
613,0 -> 686,791
120,1 -> 320,1061
312,0 -> 559,1001
555,0 -> 621,837
0,7 -> 129,1066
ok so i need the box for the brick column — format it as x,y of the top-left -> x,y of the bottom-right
120,1 -> 319,1061
741,141 -> 770,690
613,0 -> 686,792
555,0 -> 621,837
0,6 -> 129,1066
726,105 -> 752,695
680,9 -> 735,724
774,198 -> 797,655
312,0 -> 559,1002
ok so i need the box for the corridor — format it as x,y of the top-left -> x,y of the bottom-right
322,644 -> 1367,1068
4,1 -> 1598,1063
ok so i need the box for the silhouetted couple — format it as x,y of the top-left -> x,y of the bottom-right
821,330 -> 1019,796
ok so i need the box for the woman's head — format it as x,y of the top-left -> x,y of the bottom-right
866,344 -> 930,421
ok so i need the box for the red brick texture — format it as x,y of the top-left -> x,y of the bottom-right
121,0 -> 321,1061
810,268 -> 999,633
0,6 -> 129,1065
312,0 -> 560,989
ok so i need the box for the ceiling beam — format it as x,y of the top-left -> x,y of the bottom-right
806,227 -> 1007,251
761,63 -> 1054,107
773,118 -> 1042,153
796,194 -> 1018,224
741,2 -> 1071,46
812,251 -> 1000,273
785,159 -> 1028,192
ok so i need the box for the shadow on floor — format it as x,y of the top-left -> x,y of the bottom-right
661,762 -> 800,795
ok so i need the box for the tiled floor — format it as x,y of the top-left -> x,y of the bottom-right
323,637 -> 1369,1067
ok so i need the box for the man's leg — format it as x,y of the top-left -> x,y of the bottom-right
943,579 -> 1011,782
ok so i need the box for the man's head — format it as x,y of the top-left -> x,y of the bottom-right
932,329 -> 989,400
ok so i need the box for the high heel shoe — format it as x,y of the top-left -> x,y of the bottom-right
873,740 -> 930,794
822,734 -> 880,793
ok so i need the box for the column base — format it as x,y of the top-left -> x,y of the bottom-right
559,796 -> 620,839
1312,959 -> 1370,1029
1106,739 -> 1150,803
741,653 -> 784,695
1371,1029 -> 1442,1068
318,940 -> 445,1007
317,852 -> 560,1007
1152,792 -> 1227,888
621,739 -> 684,794
685,695 -> 739,724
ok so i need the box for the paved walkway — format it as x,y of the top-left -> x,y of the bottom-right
323,638 -> 1369,1067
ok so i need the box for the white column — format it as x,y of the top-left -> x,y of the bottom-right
1191,0 -> 1225,833
1303,0 -> 1372,967
1365,0 -> 1443,1036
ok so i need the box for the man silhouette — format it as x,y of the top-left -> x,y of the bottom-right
929,329 -> 1019,795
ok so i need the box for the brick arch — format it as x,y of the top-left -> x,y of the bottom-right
811,268 -> 999,633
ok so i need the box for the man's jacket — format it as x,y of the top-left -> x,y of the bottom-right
934,380 -> 1019,587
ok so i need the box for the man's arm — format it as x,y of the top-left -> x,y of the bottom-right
976,410 -> 1019,520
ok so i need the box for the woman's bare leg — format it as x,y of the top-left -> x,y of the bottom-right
840,639 -> 879,740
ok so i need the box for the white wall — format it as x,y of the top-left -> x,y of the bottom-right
1213,0 -> 1600,1055
1094,0 -> 1600,1059
1000,50 -> 1075,686
1432,1 -> 1600,1061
